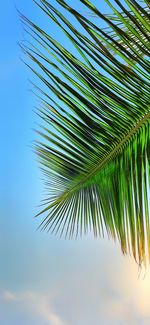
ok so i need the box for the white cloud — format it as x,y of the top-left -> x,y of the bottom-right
1,254 -> 150,325
2,290 -> 16,302
1,290 -> 65,325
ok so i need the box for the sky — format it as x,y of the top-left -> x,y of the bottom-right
1,0 -> 150,324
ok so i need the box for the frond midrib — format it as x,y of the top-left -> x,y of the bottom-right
79,108 -> 150,185
52,108 -> 150,206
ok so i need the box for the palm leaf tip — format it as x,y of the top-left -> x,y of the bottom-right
23,0 -> 150,267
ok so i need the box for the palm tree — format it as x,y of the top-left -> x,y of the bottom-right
22,0 -> 150,266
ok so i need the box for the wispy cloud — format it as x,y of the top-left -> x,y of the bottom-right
1,257 -> 150,325
1,290 -> 65,325
2,290 -> 16,302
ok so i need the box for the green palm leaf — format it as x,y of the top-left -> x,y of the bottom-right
22,0 -> 150,266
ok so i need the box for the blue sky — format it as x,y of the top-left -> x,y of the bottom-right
1,0 -> 150,324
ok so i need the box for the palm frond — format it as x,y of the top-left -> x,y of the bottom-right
22,0 -> 150,266
100,1 -> 150,61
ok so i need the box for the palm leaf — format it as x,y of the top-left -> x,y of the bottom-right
22,0 -> 150,266
97,1 -> 150,61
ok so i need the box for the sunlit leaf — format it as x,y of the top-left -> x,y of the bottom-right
22,0 -> 150,267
